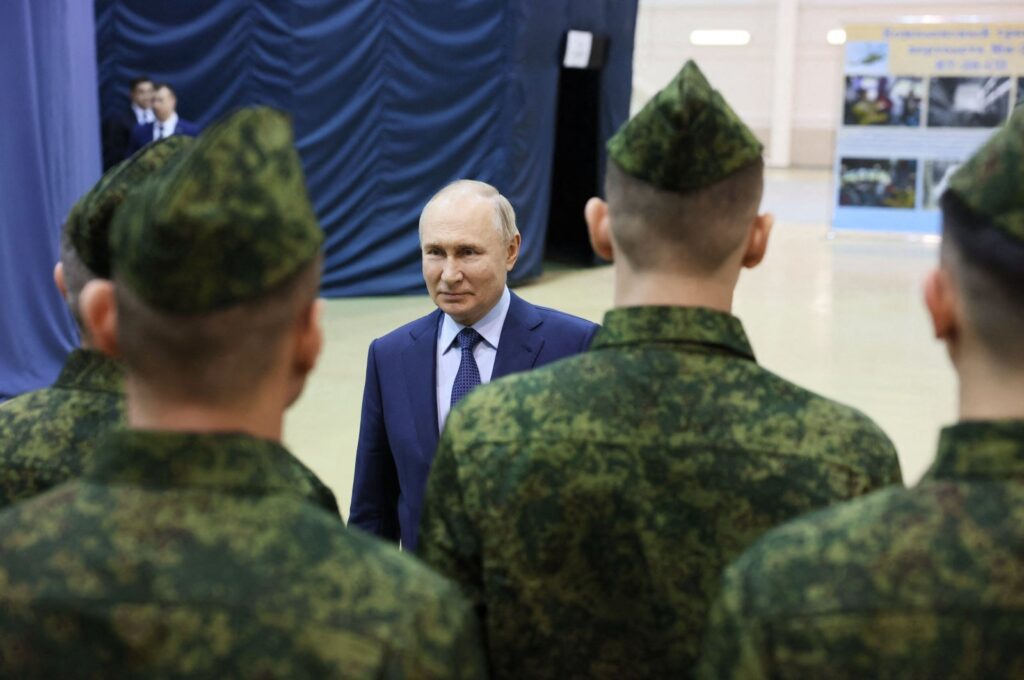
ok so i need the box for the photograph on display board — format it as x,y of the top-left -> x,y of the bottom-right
843,76 -> 925,126
838,158 -> 917,209
927,77 -> 1012,128
844,41 -> 890,76
922,160 -> 962,211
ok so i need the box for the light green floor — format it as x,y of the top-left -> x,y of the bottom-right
286,170 -> 956,518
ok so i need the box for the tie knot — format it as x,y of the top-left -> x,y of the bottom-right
456,327 -> 483,351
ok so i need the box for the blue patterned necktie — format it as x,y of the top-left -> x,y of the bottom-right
155,123 -> 164,139
450,328 -> 483,407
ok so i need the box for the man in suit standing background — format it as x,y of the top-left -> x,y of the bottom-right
129,83 -> 200,153
101,76 -> 154,170
349,180 -> 599,551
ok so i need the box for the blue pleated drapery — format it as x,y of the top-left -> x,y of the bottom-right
95,0 -> 637,297
0,1 -> 99,400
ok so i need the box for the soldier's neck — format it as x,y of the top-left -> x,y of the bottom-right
125,379 -> 285,442
957,358 -> 1024,422
614,269 -> 736,313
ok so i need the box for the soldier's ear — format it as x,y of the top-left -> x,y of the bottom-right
741,213 -> 774,269
294,298 -> 324,377
53,262 -> 67,300
80,280 -> 120,358
585,197 -> 614,262
924,266 -> 957,343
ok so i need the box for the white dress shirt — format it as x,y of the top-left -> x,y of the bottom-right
436,286 -> 511,433
131,104 -> 154,124
152,113 -> 179,141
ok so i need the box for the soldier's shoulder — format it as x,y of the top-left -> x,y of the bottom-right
725,484 -> 926,614
756,366 -> 897,451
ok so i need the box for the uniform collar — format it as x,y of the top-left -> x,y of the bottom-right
925,420 -> 1024,481
84,429 -> 336,511
53,349 -> 124,394
439,285 -> 511,354
591,306 -> 755,361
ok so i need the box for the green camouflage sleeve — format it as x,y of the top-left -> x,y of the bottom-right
696,562 -> 769,680
419,415 -> 486,622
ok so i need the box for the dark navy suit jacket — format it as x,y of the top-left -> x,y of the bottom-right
128,119 -> 200,153
349,292 -> 599,551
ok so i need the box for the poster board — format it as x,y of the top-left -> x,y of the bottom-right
832,22 -> 1024,235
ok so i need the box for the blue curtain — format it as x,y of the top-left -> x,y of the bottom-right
0,1 -> 98,400
95,0 -> 636,297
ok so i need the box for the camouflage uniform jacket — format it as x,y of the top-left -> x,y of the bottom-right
0,349 -> 124,507
0,429 -> 486,679
419,306 -> 902,679
699,420 -> 1024,680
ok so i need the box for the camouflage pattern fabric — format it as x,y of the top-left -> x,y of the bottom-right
0,429 -> 486,679
606,60 -> 763,193
419,305 -> 902,679
948,104 -> 1024,243
698,420 -> 1024,680
66,136 -> 193,277
0,349 -> 123,508
110,107 -> 323,315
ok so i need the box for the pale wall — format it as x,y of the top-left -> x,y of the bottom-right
633,0 -> 1024,167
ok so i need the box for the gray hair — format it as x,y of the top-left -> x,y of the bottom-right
419,179 -> 520,245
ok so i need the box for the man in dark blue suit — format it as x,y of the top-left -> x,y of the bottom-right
350,181 -> 599,550
101,76 -> 154,170
129,83 -> 199,153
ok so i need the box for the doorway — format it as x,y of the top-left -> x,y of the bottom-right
545,64 -> 604,266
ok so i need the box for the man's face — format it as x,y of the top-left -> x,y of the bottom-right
131,81 -> 154,109
151,87 -> 176,122
421,194 -> 519,326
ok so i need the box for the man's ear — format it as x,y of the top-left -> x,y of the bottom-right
54,262 -> 67,300
79,280 -> 119,357
585,197 -> 614,262
505,233 -> 521,272
741,213 -> 774,269
924,266 -> 958,342
294,299 -> 324,377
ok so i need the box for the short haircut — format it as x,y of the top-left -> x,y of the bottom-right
605,158 -> 765,274
940,190 -> 1024,367
153,83 -> 176,97
419,180 -> 519,246
59,232 -> 97,335
115,257 -> 322,405
130,76 -> 153,91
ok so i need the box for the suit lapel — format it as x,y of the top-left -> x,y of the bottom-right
493,292 -> 545,379
403,310 -> 443,456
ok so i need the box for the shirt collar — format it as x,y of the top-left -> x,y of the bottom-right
53,349 -> 123,394
131,103 -> 153,123
156,112 -> 178,130
925,420 -> 1024,482
591,306 -> 755,361
439,286 -> 511,354
84,429 -> 337,512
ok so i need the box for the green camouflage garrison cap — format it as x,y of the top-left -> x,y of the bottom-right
947,104 -> 1024,243
64,137 -> 193,277
111,107 -> 323,314
607,60 -> 763,193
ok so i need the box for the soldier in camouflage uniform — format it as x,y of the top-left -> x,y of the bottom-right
418,60 -> 902,679
0,108 -> 485,678
0,137 -> 190,508
698,101 -> 1024,680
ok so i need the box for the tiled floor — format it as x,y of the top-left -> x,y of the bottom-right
286,169 -> 957,518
